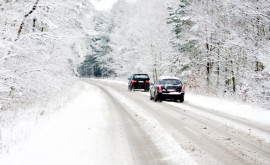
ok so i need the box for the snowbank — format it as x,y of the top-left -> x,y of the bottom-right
0,81 -> 133,165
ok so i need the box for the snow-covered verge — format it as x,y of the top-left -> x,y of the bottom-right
165,94 -> 270,142
0,80 -> 81,154
0,81 -> 133,165
176,93 -> 270,126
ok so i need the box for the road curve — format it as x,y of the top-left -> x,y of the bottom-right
84,79 -> 270,165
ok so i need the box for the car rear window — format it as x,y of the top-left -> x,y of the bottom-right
134,75 -> 149,79
160,79 -> 182,85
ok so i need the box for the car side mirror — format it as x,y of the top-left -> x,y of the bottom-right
128,78 -> 131,80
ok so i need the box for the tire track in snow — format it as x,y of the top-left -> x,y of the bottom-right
89,79 -> 270,165
86,79 -> 198,165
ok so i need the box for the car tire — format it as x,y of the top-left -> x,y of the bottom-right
154,92 -> 158,102
150,92 -> 153,100
179,96 -> 184,103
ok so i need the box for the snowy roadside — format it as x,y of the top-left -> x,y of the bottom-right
0,79 -> 79,154
95,78 -> 270,141
0,81 -> 133,165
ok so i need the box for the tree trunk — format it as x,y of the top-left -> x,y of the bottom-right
17,0 -> 40,40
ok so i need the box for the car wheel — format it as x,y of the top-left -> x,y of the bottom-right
179,96 -> 184,103
154,92 -> 158,102
150,92 -> 153,100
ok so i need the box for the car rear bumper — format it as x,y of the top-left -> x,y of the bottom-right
132,83 -> 150,89
161,92 -> 183,95
157,92 -> 184,99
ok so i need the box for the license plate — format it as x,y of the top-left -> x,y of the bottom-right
138,81 -> 144,83
167,89 -> 175,92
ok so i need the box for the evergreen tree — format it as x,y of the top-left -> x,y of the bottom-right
78,12 -> 114,77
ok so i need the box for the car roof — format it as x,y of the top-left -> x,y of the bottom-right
159,76 -> 180,80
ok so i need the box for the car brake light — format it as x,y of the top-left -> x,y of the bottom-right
132,80 -> 137,83
182,85 -> 185,92
146,80 -> 150,83
157,85 -> 162,91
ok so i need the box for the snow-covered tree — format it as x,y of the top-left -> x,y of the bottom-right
78,11 -> 114,77
168,0 -> 270,106
108,0 -> 173,80
0,0 -> 94,110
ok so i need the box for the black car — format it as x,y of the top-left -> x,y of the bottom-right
128,74 -> 150,91
150,76 -> 185,102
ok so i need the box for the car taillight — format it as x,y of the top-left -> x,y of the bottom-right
181,85 -> 185,92
157,85 -> 162,91
132,80 -> 137,83
146,80 -> 150,83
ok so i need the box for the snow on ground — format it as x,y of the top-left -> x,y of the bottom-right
165,99 -> 270,142
0,81 -> 80,153
0,79 -> 199,165
0,81 -> 132,165
96,78 -> 270,142
1,78 -> 269,164
100,78 -> 270,124
101,84 -> 198,165
98,77 -> 128,86
182,93 -> 270,126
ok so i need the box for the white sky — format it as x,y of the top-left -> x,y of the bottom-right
89,0 -> 118,10
89,0 -> 136,11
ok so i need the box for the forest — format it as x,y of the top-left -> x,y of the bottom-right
79,0 -> 270,108
1,0 -> 269,110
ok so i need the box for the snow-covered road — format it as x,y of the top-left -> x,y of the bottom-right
86,79 -> 270,165
0,79 -> 270,165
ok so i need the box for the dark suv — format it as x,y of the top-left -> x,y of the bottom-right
150,76 -> 185,102
128,74 -> 150,91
